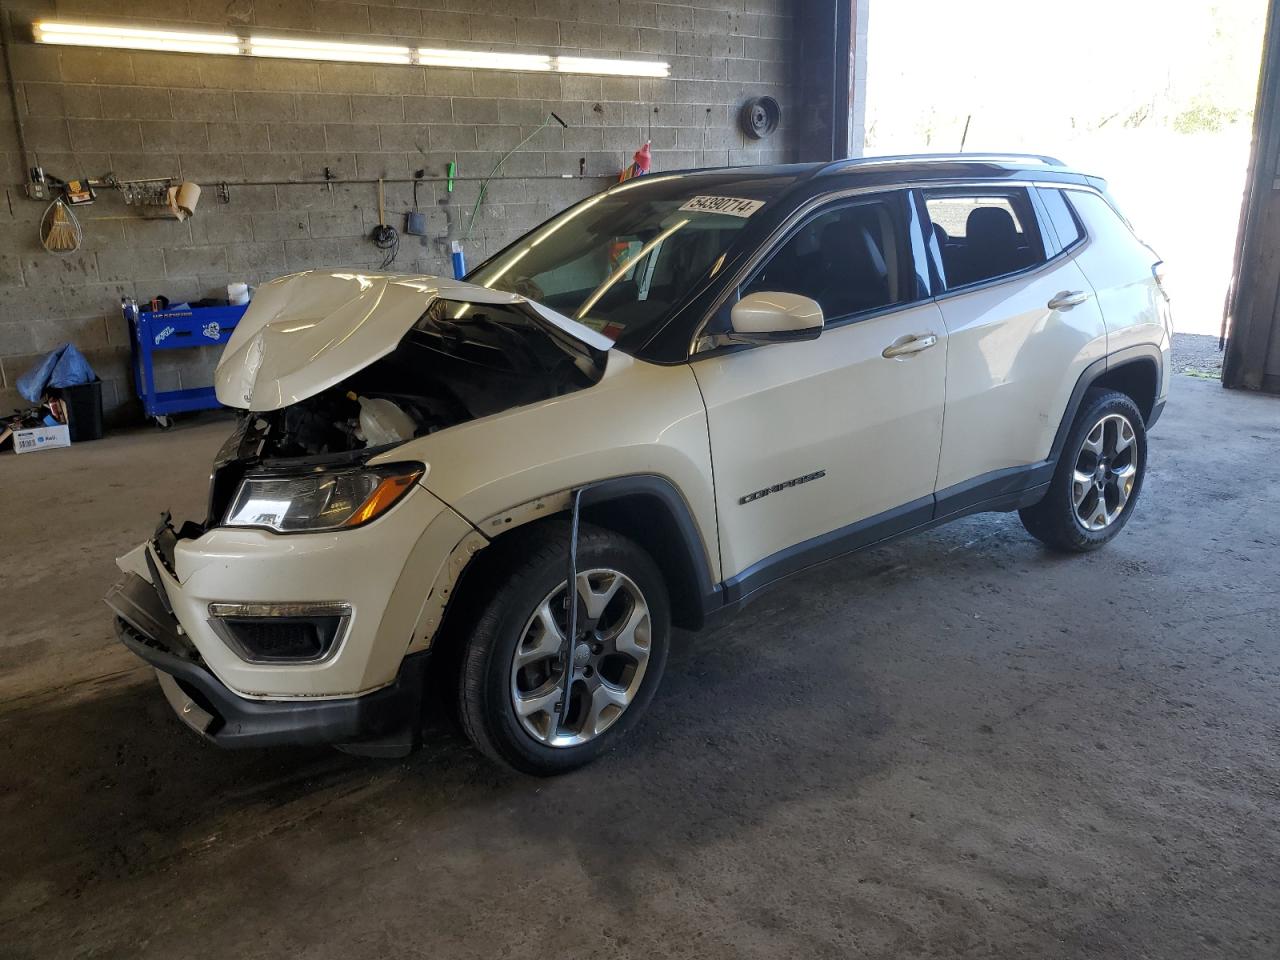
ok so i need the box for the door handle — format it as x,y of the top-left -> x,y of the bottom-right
1047,290 -> 1090,310
882,333 -> 938,359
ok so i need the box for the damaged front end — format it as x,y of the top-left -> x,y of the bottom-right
107,271 -> 605,752
204,272 -> 610,525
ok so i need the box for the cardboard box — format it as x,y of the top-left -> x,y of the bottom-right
12,423 -> 71,454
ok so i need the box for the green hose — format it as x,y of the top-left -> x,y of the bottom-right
463,113 -> 560,242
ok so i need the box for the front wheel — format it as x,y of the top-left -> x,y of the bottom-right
1020,389 -> 1148,553
457,522 -> 670,775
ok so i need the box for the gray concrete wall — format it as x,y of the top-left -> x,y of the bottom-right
0,0 -> 802,423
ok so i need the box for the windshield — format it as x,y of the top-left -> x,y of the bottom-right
467,173 -> 795,352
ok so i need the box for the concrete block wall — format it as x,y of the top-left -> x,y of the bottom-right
0,0 -> 804,424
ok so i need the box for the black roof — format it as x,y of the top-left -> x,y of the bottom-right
622,153 -> 1105,363
657,153 -> 1101,194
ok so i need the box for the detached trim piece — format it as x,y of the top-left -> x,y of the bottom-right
579,475 -> 724,626
117,617 -> 428,749
107,572 -> 425,750
475,475 -> 723,629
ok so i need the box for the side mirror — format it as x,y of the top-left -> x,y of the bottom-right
729,292 -> 824,345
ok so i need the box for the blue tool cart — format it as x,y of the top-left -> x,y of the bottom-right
124,300 -> 246,427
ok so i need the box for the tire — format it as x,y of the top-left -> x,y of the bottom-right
1019,388 -> 1148,553
457,521 -> 670,775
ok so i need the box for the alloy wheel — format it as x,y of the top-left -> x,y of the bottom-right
509,568 -> 652,748
1072,412 -> 1138,531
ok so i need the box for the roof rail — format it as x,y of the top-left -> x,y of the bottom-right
819,152 -> 1067,172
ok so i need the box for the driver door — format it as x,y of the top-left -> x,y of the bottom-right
691,191 -> 947,598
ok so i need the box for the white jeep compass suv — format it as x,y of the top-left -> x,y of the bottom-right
106,154 -> 1172,774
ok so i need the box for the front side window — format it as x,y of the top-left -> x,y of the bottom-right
742,196 -> 911,322
468,174 -> 795,353
925,189 -> 1045,289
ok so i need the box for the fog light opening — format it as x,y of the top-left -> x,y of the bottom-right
207,601 -> 351,664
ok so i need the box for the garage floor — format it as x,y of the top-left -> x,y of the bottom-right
2,364 -> 1278,959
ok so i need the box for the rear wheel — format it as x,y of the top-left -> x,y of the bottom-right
1020,389 -> 1147,552
457,522 -> 670,775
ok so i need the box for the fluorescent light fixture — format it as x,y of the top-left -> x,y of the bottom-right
34,21 -> 240,55
417,48 -> 551,71
251,36 -> 412,65
554,56 -> 669,78
31,20 -> 671,76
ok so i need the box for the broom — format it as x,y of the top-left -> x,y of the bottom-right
41,198 -> 82,254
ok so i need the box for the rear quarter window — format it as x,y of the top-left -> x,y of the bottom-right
1064,189 -> 1136,243
1038,188 -> 1083,250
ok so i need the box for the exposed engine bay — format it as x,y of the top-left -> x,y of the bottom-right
203,297 -> 605,526
254,297 -> 602,458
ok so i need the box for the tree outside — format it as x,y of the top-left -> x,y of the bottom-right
864,1 -> 1268,335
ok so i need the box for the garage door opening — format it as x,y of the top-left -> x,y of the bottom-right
862,0 -> 1268,342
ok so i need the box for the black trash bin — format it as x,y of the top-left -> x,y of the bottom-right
60,379 -> 104,442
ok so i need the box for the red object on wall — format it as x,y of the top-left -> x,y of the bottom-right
618,141 -> 652,182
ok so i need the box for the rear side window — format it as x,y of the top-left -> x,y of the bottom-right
925,189 -> 1045,289
743,195 -> 911,322
1038,188 -> 1083,250
1064,189 -> 1135,241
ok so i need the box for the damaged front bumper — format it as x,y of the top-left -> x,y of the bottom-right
105,485 -> 484,751
108,572 -> 428,750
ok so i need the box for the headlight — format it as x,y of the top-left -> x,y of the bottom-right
224,462 -> 424,533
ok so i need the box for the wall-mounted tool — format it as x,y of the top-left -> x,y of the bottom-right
406,169 -> 427,236
370,178 -> 399,269
108,175 -> 175,207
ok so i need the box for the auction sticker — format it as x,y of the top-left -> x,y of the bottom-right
678,196 -> 765,217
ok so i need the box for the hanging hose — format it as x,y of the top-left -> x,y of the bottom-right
463,112 -> 568,243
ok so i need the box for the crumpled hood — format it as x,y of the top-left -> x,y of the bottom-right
215,271 -> 613,411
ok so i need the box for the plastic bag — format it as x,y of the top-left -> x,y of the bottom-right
16,343 -> 98,404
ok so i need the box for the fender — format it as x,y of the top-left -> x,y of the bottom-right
473,475 -> 723,630
1048,343 -> 1165,465
580,476 -> 724,628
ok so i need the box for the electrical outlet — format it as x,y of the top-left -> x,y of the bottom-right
25,181 -> 47,202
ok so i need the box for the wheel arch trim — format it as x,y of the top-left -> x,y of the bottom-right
1050,344 -> 1164,465
471,475 -> 722,631
578,475 -> 723,629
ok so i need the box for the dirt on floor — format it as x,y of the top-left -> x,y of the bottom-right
1171,332 -> 1227,380
1,351 -> 1278,959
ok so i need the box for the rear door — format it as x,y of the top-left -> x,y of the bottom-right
922,186 -> 1108,504
692,190 -> 947,593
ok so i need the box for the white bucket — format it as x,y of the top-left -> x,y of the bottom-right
227,282 -> 250,306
